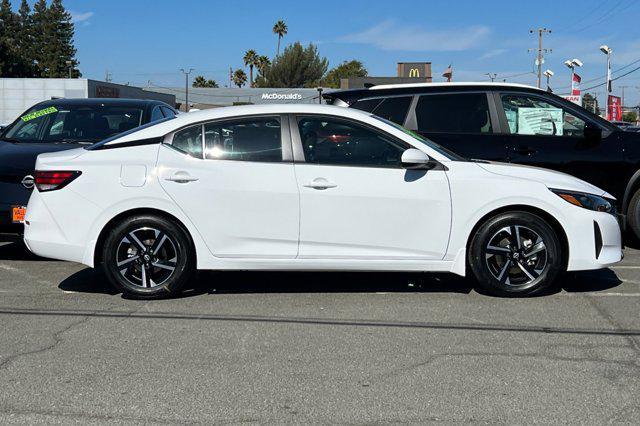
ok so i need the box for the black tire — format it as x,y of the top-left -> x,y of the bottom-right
102,214 -> 194,299
626,189 -> 640,241
468,211 -> 563,297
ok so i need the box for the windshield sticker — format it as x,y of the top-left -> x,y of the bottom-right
20,106 -> 58,122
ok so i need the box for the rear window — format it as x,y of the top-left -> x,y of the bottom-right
414,93 -> 493,134
3,104 -> 144,144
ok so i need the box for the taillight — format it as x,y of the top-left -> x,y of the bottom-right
34,170 -> 81,192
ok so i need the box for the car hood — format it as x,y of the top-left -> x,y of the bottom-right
476,161 -> 613,199
0,140 -> 83,175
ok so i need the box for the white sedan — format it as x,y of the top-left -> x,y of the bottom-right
23,105 -> 622,298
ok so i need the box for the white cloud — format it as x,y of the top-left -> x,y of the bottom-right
339,20 -> 491,52
479,48 -> 508,60
71,11 -> 94,24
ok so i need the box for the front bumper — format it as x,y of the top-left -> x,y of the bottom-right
566,210 -> 623,271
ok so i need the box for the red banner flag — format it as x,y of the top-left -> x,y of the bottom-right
607,95 -> 622,121
571,73 -> 581,96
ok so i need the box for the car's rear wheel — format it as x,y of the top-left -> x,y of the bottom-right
102,215 -> 194,299
468,211 -> 563,297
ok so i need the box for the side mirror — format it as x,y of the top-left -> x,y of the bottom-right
401,148 -> 433,170
584,123 -> 602,145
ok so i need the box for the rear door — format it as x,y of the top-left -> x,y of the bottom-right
157,115 -> 300,258
496,91 -> 624,191
406,91 -> 508,161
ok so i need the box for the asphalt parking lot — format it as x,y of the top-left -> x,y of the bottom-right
0,240 -> 639,424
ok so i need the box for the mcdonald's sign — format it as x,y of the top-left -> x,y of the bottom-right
397,62 -> 432,80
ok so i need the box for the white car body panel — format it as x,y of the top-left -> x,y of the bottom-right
23,104 -> 622,277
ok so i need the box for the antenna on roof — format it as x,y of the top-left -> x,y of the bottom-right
363,83 -> 375,88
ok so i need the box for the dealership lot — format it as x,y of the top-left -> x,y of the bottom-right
0,240 -> 638,423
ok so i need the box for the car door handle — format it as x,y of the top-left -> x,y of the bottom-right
513,146 -> 537,156
165,171 -> 199,183
303,178 -> 337,190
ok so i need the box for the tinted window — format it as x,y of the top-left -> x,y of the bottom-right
351,98 -> 382,113
150,106 -> 164,122
501,94 -> 585,137
161,106 -> 176,118
415,93 -> 493,134
3,105 -> 144,143
204,117 -> 282,162
372,96 -> 412,125
298,116 -> 408,168
172,125 -> 203,158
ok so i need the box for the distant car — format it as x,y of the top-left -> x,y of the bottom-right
323,82 -> 640,238
0,98 -> 178,235
23,104 -> 621,298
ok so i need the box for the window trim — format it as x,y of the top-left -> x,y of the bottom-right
290,113 -> 414,169
495,91 -> 597,139
164,114 -> 292,163
409,91 -> 497,135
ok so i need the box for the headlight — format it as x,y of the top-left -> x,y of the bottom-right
550,189 -> 614,213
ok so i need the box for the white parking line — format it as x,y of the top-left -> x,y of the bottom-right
611,266 -> 640,269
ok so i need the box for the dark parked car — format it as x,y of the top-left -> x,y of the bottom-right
324,82 -> 640,239
0,98 -> 177,235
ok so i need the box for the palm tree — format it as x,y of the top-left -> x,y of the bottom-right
272,20 -> 288,56
243,49 -> 258,87
232,69 -> 247,88
257,55 -> 271,75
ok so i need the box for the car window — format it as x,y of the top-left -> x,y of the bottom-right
501,94 -> 585,137
3,105 -> 144,143
371,96 -> 412,125
161,107 -> 176,118
204,117 -> 282,162
351,98 -> 383,113
414,93 -> 493,134
298,116 -> 408,168
171,125 -> 203,158
150,106 -> 164,122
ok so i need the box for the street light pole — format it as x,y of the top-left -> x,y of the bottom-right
600,45 -> 613,119
485,72 -> 497,82
180,68 -> 194,112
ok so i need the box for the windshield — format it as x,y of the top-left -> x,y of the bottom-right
2,104 -> 145,144
372,115 -> 465,161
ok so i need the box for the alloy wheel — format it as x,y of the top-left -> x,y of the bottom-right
484,225 -> 548,287
115,227 -> 178,288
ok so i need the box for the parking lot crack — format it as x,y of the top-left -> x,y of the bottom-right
0,314 -> 91,372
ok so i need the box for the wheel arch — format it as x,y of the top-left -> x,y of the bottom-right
465,204 -> 569,269
622,167 -> 640,213
93,207 -> 197,266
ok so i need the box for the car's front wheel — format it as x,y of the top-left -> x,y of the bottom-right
468,211 -> 563,297
102,214 -> 194,298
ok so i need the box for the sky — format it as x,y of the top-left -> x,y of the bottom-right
43,0 -> 640,106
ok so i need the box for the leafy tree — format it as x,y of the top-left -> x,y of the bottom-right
582,93 -> 600,116
232,69 -> 247,88
243,49 -> 258,87
192,75 -> 218,88
16,0 -> 35,76
257,55 -> 271,75
321,60 -> 368,88
0,0 -> 20,76
260,42 -> 328,88
623,111 -> 638,123
272,19 -> 287,56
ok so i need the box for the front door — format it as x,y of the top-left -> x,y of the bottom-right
157,116 -> 300,259
292,115 -> 451,260
497,92 -> 624,193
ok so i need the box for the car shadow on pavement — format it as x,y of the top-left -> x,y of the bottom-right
57,266 -> 623,299
0,240 -> 52,261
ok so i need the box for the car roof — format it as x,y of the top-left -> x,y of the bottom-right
104,104 -> 379,145
31,98 -> 171,109
324,82 -> 545,102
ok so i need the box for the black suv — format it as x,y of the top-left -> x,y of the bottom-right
0,98 -> 177,234
325,83 -> 640,238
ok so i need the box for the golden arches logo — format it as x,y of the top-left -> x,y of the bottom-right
408,68 -> 420,78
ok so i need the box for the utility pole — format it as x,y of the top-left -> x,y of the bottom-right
180,68 -> 194,112
104,69 -> 112,83
620,85 -> 630,108
529,28 -> 552,89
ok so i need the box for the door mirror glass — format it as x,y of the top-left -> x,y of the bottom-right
401,148 -> 432,169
